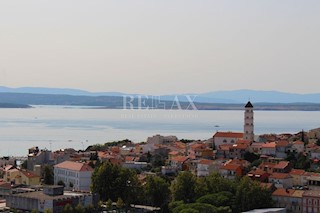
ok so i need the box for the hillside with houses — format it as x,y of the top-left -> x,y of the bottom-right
0,102 -> 320,212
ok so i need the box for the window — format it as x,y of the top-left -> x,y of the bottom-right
223,139 -> 227,143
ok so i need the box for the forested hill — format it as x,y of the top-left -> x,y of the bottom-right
0,92 -> 320,111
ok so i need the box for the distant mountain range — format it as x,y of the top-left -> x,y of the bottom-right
0,86 -> 319,104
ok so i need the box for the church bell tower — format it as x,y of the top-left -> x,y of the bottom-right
244,101 -> 254,141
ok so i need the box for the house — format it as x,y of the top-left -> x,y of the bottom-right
219,162 -> 243,180
302,190 -> 320,213
169,156 -> 189,171
247,168 -> 270,182
142,135 -> 177,153
196,159 -> 214,177
292,141 -> 305,153
310,147 -> 320,159
269,173 -> 293,189
229,143 -> 248,159
273,161 -> 292,173
275,141 -> 290,158
168,151 -> 181,159
249,142 -> 263,154
213,132 -> 244,149
290,169 -> 307,186
259,162 -> 277,174
193,147 -> 213,159
216,144 -> 233,158
54,161 -> 93,191
3,166 -> 19,183
307,176 -> 320,190
261,142 -> 277,156
272,188 -> 303,213
15,170 -> 40,186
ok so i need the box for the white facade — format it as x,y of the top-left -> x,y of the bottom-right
54,161 -> 93,191
244,102 -> 254,141
213,132 -> 243,149
196,160 -> 214,177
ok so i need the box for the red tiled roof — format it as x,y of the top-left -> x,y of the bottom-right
54,161 -> 93,172
274,161 -> 290,169
169,151 -> 180,155
228,159 -> 249,167
272,188 -> 295,197
219,144 -> 233,151
174,142 -> 186,149
190,143 -> 205,150
198,159 -> 213,165
171,156 -> 189,163
276,140 -> 289,147
20,170 -> 39,178
232,144 -> 248,149
125,156 -> 135,162
236,139 -> 251,145
290,169 -> 305,176
259,162 -> 276,169
213,132 -> 244,138
270,172 -> 291,179
262,142 -> 276,148
293,140 -> 304,145
220,163 -> 241,171
248,168 -> 268,176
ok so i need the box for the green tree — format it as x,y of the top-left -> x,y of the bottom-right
196,192 -> 231,207
44,209 -> 52,213
171,171 -> 197,203
203,173 -> 236,195
74,203 -> 85,213
91,162 -> 141,205
31,209 -> 38,213
85,204 -> 94,213
172,203 -> 217,213
57,180 -> 65,187
106,199 -> 113,210
180,208 -> 199,213
116,197 -> 125,209
144,175 -> 170,207
43,165 -> 54,185
233,177 -> 273,212
69,182 -> 74,188
62,204 -> 73,213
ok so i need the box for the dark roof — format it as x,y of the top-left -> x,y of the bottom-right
245,101 -> 253,108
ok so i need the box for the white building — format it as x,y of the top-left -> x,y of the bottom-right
196,159 -> 214,177
142,135 -> 178,153
213,132 -> 244,149
244,101 -> 254,141
54,161 -> 93,191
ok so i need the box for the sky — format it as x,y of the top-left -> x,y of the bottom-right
0,0 -> 319,95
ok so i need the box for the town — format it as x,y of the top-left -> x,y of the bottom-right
0,102 -> 319,213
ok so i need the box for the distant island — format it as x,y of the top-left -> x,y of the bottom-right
0,92 -> 320,111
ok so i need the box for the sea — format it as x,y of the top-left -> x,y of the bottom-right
0,105 -> 319,156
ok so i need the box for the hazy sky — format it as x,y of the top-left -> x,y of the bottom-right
0,0 -> 319,95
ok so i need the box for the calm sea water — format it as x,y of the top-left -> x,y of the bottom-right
0,106 -> 319,156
